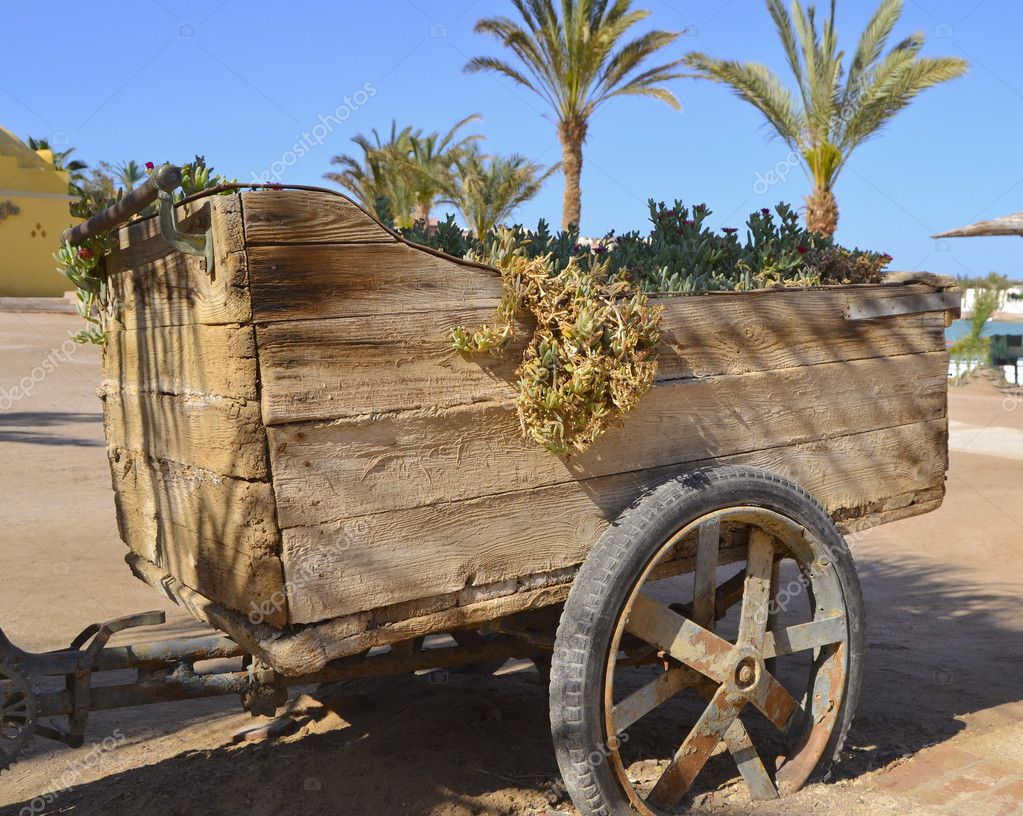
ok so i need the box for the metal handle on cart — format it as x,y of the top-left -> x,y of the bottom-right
61,163 -> 182,246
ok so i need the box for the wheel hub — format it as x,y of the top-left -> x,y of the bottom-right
734,656 -> 759,690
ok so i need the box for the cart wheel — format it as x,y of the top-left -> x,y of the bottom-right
550,467 -> 864,815
0,659 -> 36,774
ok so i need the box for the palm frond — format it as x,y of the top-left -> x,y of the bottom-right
844,0 -> 902,99
686,0 -> 968,212
685,54 -> 803,146
839,54 -> 968,153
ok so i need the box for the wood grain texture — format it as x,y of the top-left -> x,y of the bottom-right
241,189 -> 396,245
103,323 -> 258,402
257,309 -> 532,424
255,286 -> 946,425
106,194 -> 250,329
102,386 -> 268,480
281,418 -> 948,623
246,242 -> 502,324
268,351 -> 949,529
654,284 -> 946,381
109,448 -> 286,626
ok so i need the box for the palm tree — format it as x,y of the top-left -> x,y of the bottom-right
466,0 -> 687,231
326,121 -> 420,226
327,118 -> 482,227
115,160 -> 147,192
685,0 -> 968,237
27,136 -> 88,193
450,144 -> 557,236
405,114 -> 483,223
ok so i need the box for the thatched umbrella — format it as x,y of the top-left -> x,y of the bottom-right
932,212 -> 1023,238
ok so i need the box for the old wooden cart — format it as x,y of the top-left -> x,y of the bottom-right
0,166 -> 959,814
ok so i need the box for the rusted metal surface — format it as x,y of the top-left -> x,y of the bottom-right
737,529 -> 775,646
602,506 -> 853,813
0,610 -> 543,774
611,667 -> 690,735
762,614 -> 846,659
625,593 -> 734,685
61,164 -> 181,245
648,685 -> 742,809
692,517 -> 720,629
0,659 -> 34,773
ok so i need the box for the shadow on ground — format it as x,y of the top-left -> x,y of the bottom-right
3,552 -> 1020,816
0,411 -> 102,447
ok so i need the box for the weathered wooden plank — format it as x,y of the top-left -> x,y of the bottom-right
109,448 -> 286,626
845,290 -> 960,320
255,285 -> 946,424
106,194 -> 250,329
280,418 -> 948,623
246,242 -> 502,323
268,351 -> 949,529
257,309 -> 531,423
102,386 -> 268,480
241,189 -> 396,245
103,323 -> 258,401
656,284 -> 946,380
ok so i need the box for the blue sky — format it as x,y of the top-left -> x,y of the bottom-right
4,0 -> 1021,278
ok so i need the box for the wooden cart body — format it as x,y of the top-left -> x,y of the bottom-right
101,188 -> 955,675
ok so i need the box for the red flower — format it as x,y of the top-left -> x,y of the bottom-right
145,161 -> 155,170
723,227 -> 738,235
77,248 -> 95,260
797,245 -> 808,254
761,208 -> 771,215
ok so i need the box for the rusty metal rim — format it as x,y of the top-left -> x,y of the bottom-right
601,506 -> 849,814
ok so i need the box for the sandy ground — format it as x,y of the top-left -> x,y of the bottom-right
1,311 -> 1021,816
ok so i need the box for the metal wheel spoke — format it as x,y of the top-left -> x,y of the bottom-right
737,530 -> 775,648
647,685 -> 742,809
713,569 -> 748,621
611,667 -> 689,734
723,719 -> 779,801
692,518 -> 720,629
763,615 -> 847,659
751,671 -> 801,731
625,594 -> 733,686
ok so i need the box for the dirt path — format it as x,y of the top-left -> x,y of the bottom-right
1,312 -> 1021,816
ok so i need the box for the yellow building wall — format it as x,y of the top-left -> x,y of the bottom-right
0,132 -> 80,297
0,194 -> 76,296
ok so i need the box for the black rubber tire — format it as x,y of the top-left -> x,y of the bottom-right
549,466 -> 865,816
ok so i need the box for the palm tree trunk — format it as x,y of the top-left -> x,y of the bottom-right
558,118 -> 587,231
805,185 -> 839,237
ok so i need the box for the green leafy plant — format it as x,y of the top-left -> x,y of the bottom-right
54,237 -> 114,344
449,143 -> 557,237
403,198 -> 891,292
325,118 -> 482,228
949,287 -> 998,384
452,229 -> 662,455
56,156 -> 232,345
